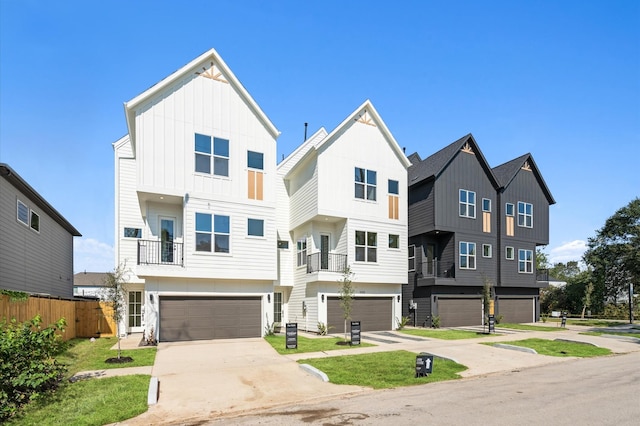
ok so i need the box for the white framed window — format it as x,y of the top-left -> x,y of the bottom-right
214,215 -> 230,252
30,210 -> 40,233
389,234 -> 399,249
247,151 -> 264,170
195,133 -> 229,176
247,218 -> 264,237
195,213 -> 212,252
273,292 -> 282,323
482,244 -> 492,258
408,245 -> 415,271
519,249 -> 533,273
459,189 -> 476,218
355,230 -> 377,262
459,241 -> 476,269
505,203 -> 515,216
518,202 -> 533,228
297,239 -> 307,266
124,227 -> 142,238
506,246 -> 515,260
195,213 -> 230,253
482,198 -> 491,212
17,200 -> 28,226
355,167 -> 377,201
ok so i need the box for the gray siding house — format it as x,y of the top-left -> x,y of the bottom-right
403,135 -> 555,326
0,164 -> 81,298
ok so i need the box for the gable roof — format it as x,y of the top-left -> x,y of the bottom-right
124,48 -> 280,150
277,127 -> 328,174
0,163 -> 81,237
408,133 -> 499,188
493,153 -> 556,204
73,272 -> 109,286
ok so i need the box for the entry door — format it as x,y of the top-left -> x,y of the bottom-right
128,291 -> 144,333
320,234 -> 330,270
160,217 -> 175,263
424,244 -> 435,276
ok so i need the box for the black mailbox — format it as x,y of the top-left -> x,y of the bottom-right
415,352 -> 434,377
488,314 -> 495,333
285,323 -> 297,349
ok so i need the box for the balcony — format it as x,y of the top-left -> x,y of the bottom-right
306,252 -> 348,274
137,240 -> 184,266
415,260 -> 455,286
536,268 -> 549,283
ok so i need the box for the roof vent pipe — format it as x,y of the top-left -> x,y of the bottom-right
304,122 -> 308,141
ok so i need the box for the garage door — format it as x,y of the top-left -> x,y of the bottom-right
159,296 -> 261,342
437,298 -> 482,327
499,298 -> 534,323
327,297 -> 392,332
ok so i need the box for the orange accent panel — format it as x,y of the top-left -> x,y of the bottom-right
507,216 -> 514,236
256,171 -> 263,201
248,170 -> 255,199
483,212 -> 491,233
388,195 -> 399,219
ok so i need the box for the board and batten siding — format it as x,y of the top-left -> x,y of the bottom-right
408,180 -> 435,237
499,238 -> 538,288
288,158 -> 319,230
0,179 -> 74,297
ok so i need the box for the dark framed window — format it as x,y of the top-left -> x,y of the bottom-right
277,240 -> 289,249
124,227 -> 142,238
408,245 -> 415,271
30,210 -> 40,232
389,234 -> 399,249
247,218 -> 264,237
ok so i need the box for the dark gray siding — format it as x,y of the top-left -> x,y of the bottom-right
454,232 -> 498,287
403,273 -> 432,327
498,239 -> 538,287
0,179 -> 74,297
408,180 -> 434,236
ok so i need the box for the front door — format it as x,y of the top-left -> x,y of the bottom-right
128,290 -> 144,333
160,217 -> 175,263
424,244 -> 435,276
320,234 -> 330,270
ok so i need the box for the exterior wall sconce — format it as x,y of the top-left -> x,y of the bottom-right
267,294 -> 271,303
397,295 -> 401,302
321,294 -> 324,302
149,294 -> 154,303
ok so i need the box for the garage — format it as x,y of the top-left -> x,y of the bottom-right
327,297 -> 393,332
159,296 -> 261,342
498,298 -> 535,323
437,297 -> 482,327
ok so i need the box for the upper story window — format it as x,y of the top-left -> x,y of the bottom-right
482,198 -> 491,212
506,246 -> 515,260
297,239 -> 307,266
355,167 -> 377,201
29,211 -> 40,232
195,213 -> 230,253
483,244 -> 492,258
518,202 -> 533,228
17,200 -> 29,226
247,218 -> 264,237
277,240 -> 289,249
505,203 -> 515,236
247,151 -> 264,200
124,227 -> 142,238
388,234 -> 399,249
195,133 -> 229,177
518,249 -> 533,273
459,241 -> 476,269
388,179 -> 399,220
355,230 -> 377,262
408,245 -> 415,271
506,203 -> 515,216
459,189 -> 476,218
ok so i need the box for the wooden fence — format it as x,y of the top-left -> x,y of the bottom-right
0,294 -> 116,340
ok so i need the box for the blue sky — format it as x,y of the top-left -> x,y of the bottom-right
1,1 -> 638,273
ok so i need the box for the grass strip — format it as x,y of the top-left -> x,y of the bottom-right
400,328 -> 497,340
485,338 -> 611,357
497,323 -> 563,332
265,334 -> 374,354
579,331 -> 640,338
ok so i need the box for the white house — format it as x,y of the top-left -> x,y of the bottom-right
276,101 -> 411,333
114,48 -> 280,341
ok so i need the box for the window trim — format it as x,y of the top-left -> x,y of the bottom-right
388,179 -> 399,195
17,200 -> 29,226
459,241 -> 476,270
355,167 -> 377,201
505,203 -> 515,217
195,212 -> 213,252
247,150 -> 264,170
296,239 -> 307,267
247,218 -> 265,237
29,210 -> 40,233
408,245 -> 415,271
482,198 -> 491,212
517,201 -> 533,228
388,234 -> 400,249
459,189 -> 476,219
482,244 -> 492,258
355,230 -> 377,262
213,214 -> 230,253
518,249 -> 534,274
506,246 -> 515,260
124,227 -> 142,238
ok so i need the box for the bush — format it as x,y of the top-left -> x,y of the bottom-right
0,315 -> 68,421
396,316 -> 410,330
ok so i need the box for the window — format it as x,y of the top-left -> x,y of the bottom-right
505,203 -> 514,216
459,242 -> 476,269
17,200 -> 28,226
297,239 -> 307,266
459,189 -> 476,218
124,227 -> 142,238
194,134 -> 229,176
483,244 -> 492,258
518,202 -> 533,228
388,179 -> 399,219
519,249 -> 533,273
408,245 -> 415,271
273,292 -> 282,323
30,210 -> 40,232
195,213 -> 212,252
482,198 -> 491,212
247,151 -> 264,200
247,218 -> 264,237
355,167 -> 377,201
355,231 -> 377,262
389,234 -> 399,249
506,246 -> 515,260
277,240 -> 289,249
214,215 -> 230,252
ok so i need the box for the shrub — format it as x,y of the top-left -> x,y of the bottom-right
431,315 -> 441,328
0,315 -> 68,421
396,316 -> 410,330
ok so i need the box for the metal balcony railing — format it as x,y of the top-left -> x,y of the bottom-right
137,240 -> 184,266
306,252 -> 348,274
418,260 -> 455,278
536,268 -> 549,282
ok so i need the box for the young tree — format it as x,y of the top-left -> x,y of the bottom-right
102,263 -> 128,359
481,276 -> 493,326
338,266 -> 355,342
581,282 -> 594,319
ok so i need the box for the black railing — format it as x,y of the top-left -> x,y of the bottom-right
536,268 -> 549,282
137,240 -> 183,266
418,260 -> 455,278
307,252 -> 348,273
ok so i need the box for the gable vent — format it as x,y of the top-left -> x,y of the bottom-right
461,141 -> 475,154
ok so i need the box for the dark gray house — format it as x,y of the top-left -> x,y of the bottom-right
403,135 -> 554,326
0,163 -> 81,298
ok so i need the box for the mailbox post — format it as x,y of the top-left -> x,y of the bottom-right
350,321 -> 361,345
285,323 -> 297,349
415,352 -> 434,377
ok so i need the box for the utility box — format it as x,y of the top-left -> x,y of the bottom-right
415,352 -> 434,377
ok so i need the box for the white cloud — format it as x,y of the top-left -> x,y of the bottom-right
549,240 -> 587,265
74,237 -> 114,273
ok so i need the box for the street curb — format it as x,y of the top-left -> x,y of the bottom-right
493,343 -> 537,354
299,364 -> 329,382
148,377 -> 159,405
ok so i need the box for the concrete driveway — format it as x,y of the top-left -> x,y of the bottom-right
123,338 -> 366,425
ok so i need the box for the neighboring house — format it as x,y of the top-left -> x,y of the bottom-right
73,272 -> 109,298
403,135 -> 554,327
114,49 -> 280,341
0,163 -> 81,298
276,101 -> 411,333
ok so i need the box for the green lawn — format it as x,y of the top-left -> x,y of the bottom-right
298,350 -> 467,389
265,334 -> 375,354
579,331 -> 640,338
7,337 -> 155,425
400,328 -> 497,340
497,323 -> 564,332
486,338 -> 612,357
546,318 -> 637,327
